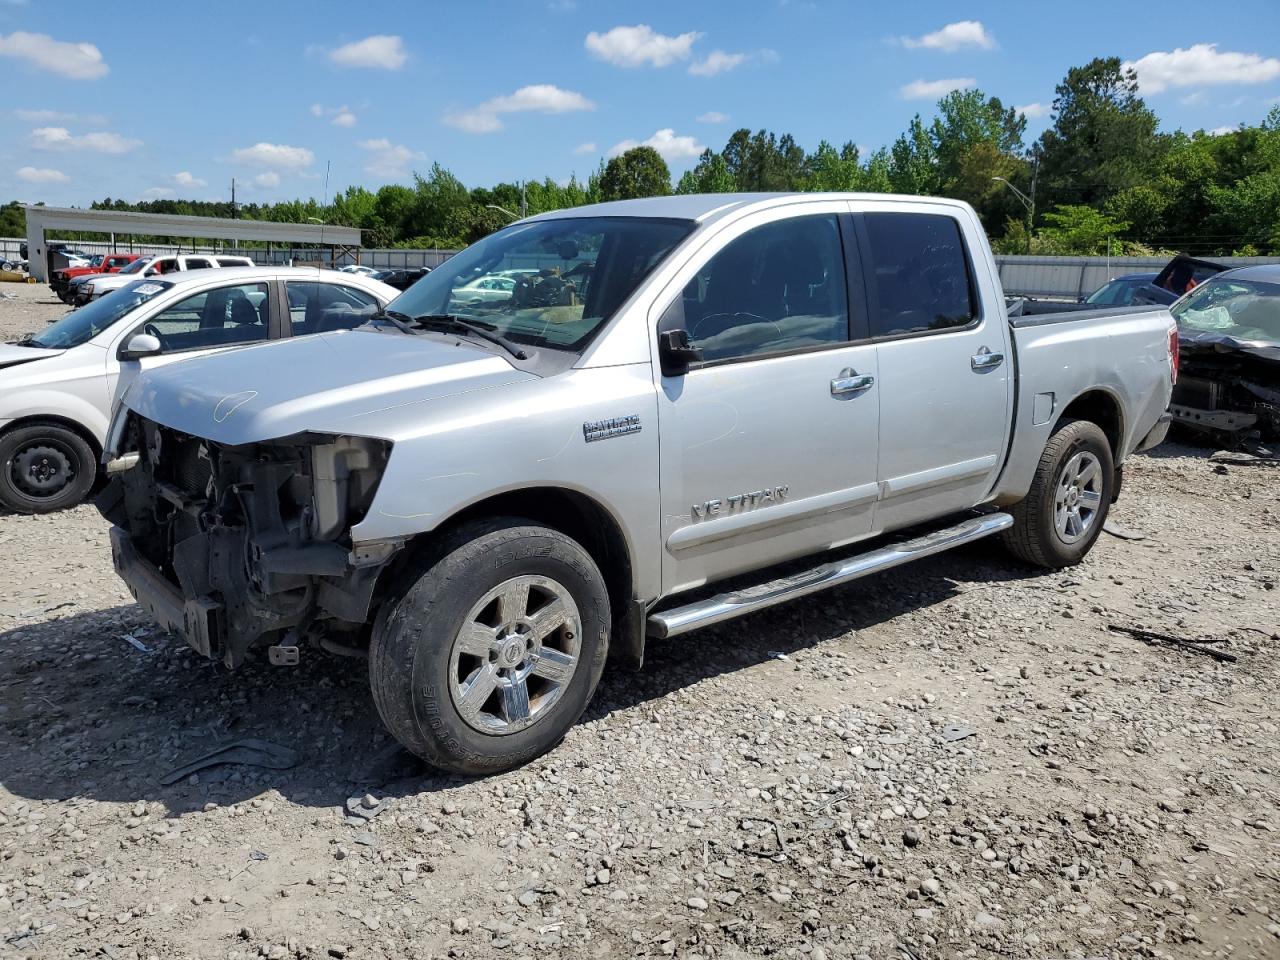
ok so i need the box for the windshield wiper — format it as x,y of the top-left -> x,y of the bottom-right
368,309 -> 420,335
412,314 -> 528,360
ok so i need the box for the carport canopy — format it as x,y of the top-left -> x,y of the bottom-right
23,205 -> 362,281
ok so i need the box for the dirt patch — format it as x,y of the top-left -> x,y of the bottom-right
2,281 -> 1279,958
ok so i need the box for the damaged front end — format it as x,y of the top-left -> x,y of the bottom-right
1172,339 -> 1280,445
99,413 -> 401,667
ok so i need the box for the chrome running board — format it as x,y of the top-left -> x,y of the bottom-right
646,512 -> 1013,639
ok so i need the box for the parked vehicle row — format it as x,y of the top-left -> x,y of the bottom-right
51,253 -> 144,303
92,193 -> 1177,775
66,253 -> 256,305
0,267 -> 398,512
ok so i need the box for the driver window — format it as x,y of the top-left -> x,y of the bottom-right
676,214 -> 849,362
133,282 -> 270,353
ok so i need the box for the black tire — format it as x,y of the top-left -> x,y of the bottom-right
1002,419 -> 1114,569
369,518 -> 611,775
0,422 -> 98,514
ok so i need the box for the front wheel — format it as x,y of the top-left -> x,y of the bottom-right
369,519 -> 611,775
0,423 -> 98,514
1002,419 -> 1114,568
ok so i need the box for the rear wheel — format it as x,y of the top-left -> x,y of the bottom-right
0,423 -> 97,514
369,518 -> 610,775
1002,419 -> 1113,568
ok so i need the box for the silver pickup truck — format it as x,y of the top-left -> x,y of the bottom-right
98,193 -> 1176,774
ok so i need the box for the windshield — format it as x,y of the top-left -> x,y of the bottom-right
387,216 -> 694,351
1172,277 -> 1280,343
117,258 -> 150,275
25,279 -> 174,349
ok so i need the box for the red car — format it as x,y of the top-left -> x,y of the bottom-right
50,253 -> 144,303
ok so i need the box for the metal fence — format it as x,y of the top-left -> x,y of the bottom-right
8,236 -> 1278,298
1,237 -> 460,271
993,255 -> 1280,300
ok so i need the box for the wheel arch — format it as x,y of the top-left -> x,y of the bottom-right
385,484 -> 641,664
1054,388 -> 1125,462
0,413 -> 104,464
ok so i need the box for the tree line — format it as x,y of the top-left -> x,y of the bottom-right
7,57 -> 1279,257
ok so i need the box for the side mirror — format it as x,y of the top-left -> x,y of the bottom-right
658,329 -> 703,377
120,333 -> 162,360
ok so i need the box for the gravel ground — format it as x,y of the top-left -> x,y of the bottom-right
2,282 -> 1279,960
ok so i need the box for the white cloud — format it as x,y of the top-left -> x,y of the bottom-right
899,77 -> 975,100
1014,102 -> 1050,119
311,102 -> 358,126
15,108 -> 107,125
697,111 -> 728,123
143,187 -> 175,198
252,172 -> 281,188
1180,91 -> 1208,107
16,166 -> 68,184
584,24 -> 701,68
900,21 -> 995,52
608,128 -> 706,162
689,50 -> 746,77
328,34 -> 407,70
1124,44 -> 1280,94
29,126 -> 140,153
171,171 -> 206,188
444,84 -> 595,133
358,138 -> 417,178
231,142 -> 314,169
0,31 -> 108,79
1208,125 -> 1238,136
573,141 -> 597,155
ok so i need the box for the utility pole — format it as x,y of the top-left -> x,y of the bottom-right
1028,154 -> 1038,255
230,178 -> 238,219
520,180 -> 527,219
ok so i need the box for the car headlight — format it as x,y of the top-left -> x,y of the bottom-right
85,284 -> 94,294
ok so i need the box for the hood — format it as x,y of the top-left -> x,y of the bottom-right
1179,330 -> 1280,365
123,327 -> 539,445
0,342 -> 64,370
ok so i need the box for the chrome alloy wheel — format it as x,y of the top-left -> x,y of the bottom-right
1054,450 -> 1104,544
449,575 -> 582,735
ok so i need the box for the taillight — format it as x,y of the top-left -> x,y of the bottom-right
1168,325 -> 1179,385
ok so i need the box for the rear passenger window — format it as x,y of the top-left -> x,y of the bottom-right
287,281 -> 380,335
674,214 -> 849,363
862,213 -> 976,337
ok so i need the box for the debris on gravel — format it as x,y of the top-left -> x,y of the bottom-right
1,281 -> 1278,958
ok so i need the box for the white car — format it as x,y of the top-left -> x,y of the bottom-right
0,266 -> 398,512
338,264 -> 379,276
74,253 -> 256,304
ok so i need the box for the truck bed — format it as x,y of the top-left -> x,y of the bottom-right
994,305 -> 1174,504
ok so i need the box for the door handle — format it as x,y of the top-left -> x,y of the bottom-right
831,370 -> 875,396
971,348 -> 1004,371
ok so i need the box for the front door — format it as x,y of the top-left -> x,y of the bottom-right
106,280 -> 276,415
853,206 -> 1012,530
654,205 -> 881,596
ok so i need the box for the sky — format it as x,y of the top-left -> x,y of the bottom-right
1,0 -> 1279,208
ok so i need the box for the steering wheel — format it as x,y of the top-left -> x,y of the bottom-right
689,311 -> 780,342
143,322 -> 165,344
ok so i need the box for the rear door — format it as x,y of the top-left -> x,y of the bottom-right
852,204 -> 1012,531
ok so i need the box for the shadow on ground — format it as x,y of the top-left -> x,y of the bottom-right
0,539 -> 1039,815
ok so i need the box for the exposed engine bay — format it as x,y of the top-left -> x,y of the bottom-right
99,414 -> 397,667
1172,343 -> 1280,444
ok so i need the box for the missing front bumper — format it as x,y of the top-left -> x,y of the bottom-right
109,526 -> 225,660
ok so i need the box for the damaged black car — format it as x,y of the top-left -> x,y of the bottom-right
1171,264 -> 1280,446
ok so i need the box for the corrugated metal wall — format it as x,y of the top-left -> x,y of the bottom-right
994,255 -> 1280,300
